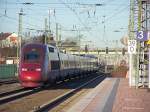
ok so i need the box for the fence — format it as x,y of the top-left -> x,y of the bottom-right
0,64 -> 17,79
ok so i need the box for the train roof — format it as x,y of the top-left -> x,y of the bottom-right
23,43 -> 55,48
22,43 -> 97,59
84,54 -> 98,59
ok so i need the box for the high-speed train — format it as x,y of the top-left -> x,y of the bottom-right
19,43 -> 98,87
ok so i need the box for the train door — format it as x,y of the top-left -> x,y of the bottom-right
48,46 -> 60,81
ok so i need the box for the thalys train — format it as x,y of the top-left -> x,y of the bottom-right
19,43 -> 98,87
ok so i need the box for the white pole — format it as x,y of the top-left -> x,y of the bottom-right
148,49 -> 150,88
129,54 -> 132,86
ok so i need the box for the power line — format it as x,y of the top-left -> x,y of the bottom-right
105,0 -> 118,4
0,13 -> 18,22
90,0 -> 129,45
105,5 -> 129,23
58,0 -> 99,37
90,4 -> 129,30
4,2 -> 102,5
0,13 -> 42,30
4,1 -> 128,6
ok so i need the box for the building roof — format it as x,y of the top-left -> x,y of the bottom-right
0,32 -> 18,42
0,32 -> 11,40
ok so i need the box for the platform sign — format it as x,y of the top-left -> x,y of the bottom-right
136,31 -> 148,41
128,40 -> 136,54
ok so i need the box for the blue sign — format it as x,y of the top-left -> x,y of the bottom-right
136,31 -> 148,41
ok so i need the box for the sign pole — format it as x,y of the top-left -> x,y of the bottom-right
128,40 -> 137,86
129,54 -> 132,86
148,32 -> 150,88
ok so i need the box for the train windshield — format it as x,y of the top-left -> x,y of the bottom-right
24,51 -> 40,63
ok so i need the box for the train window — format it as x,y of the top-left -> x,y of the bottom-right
65,61 -> 68,67
24,51 -> 40,62
51,61 -> 60,70
48,47 -> 54,52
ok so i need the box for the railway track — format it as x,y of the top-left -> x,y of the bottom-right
0,73 -> 93,106
0,88 -> 28,98
0,74 -> 90,106
30,73 -> 106,112
0,79 -> 18,85
0,72 -> 105,112
0,87 -> 42,105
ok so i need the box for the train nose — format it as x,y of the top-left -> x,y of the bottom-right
19,68 -> 42,82
20,72 -> 41,82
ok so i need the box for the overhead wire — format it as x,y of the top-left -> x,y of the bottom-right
105,5 -> 130,23
0,1 -> 43,32
56,0 -> 127,45
92,1 -> 129,28
105,0 -> 118,4
1,0 -> 130,48
0,13 -> 42,31
25,0 -> 129,35
88,0 -> 129,47
58,0 -> 94,36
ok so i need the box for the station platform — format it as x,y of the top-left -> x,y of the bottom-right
66,78 -> 150,112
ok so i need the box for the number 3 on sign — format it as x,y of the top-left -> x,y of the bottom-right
137,31 -> 144,39
128,40 -> 136,54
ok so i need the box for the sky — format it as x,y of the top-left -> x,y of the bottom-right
0,0 -> 130,48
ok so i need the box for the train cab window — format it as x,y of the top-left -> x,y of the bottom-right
48,47 -> 54,52
24,51 -> 40,62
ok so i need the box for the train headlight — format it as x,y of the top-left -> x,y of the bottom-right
27,76 -> 31,80
35,68 -> 41,71
22,68 -> 27,71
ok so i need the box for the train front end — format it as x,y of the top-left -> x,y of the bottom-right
19,44 -> 46,87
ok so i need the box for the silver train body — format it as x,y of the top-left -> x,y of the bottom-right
19,43 -> 98,87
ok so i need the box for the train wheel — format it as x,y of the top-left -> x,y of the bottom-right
41,82 -> 49,88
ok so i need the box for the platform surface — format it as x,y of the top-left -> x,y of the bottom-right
66,78 -> 150,112
66,78 -> 119,112
112,78 -> 150,112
